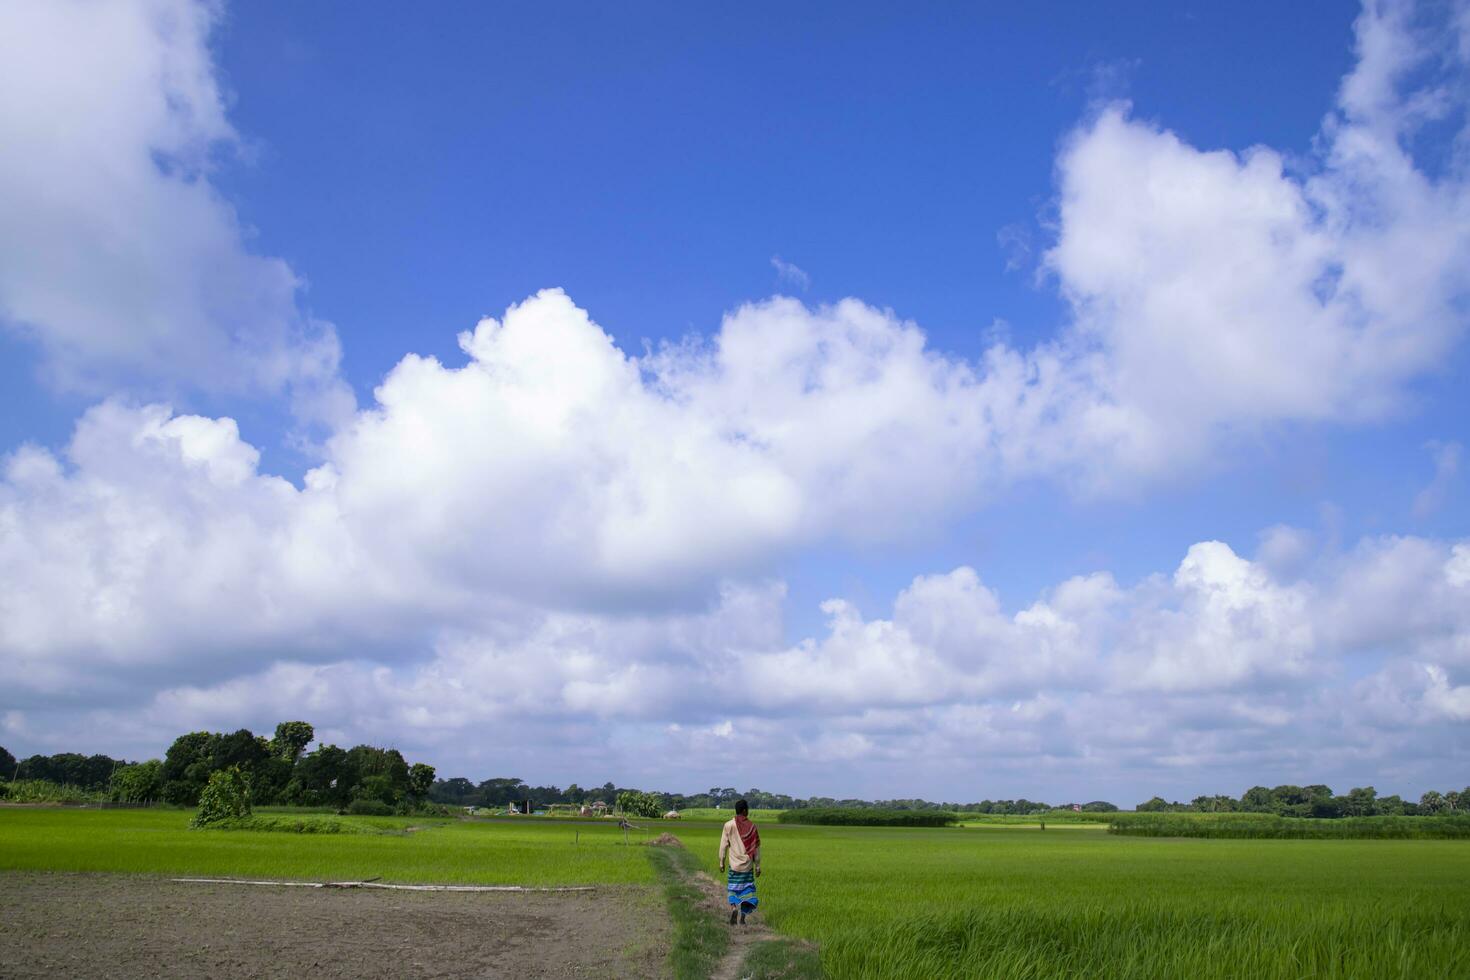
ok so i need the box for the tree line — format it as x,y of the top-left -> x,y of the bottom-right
0,747 -> 130,789
0,723 -> 436,811
1136,784 -> 1470,818
423,776 -> 1119,815
5,738 -> 1462,819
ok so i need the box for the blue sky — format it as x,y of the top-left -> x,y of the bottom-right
1,0 -> 1467,804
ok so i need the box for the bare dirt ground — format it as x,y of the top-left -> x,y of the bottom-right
0,873 -> 669,979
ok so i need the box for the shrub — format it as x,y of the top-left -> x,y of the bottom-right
346,798 -> 393,816
779,807 -> 958,827
617,790 -> 663,819
192,767 -> 252,827
209,815 -> 356,834
399,801 -> 453,818
0,779 -> 105,804
961,811 -> 1117,825
1108,813 -> 1470,839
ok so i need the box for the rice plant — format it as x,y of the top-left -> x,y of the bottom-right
1109,812 -> 1470,839
778,808 -> 958,827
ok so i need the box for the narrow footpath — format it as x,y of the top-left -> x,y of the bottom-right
691,867 -> 780,980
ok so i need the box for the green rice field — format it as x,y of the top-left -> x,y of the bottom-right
0,807 -> 652,885
673,806 -> 785,821
3,807 -> 1467,978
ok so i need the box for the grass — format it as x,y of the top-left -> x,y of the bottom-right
663,819 -> 1470,978
1110,812 -> 1470,839
4,807 -> 1468,977
0,806 -> 654,885
742,936 -> 825,979
957,811 -> 1119,827
201,813 -> 403,834
779,807 -> 957,827
647,843 -> 730,979
676,807 -> 785,821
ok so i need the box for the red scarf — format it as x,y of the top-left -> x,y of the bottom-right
735,814 -> 760,854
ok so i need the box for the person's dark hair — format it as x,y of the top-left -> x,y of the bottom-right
735,799 -> 749,815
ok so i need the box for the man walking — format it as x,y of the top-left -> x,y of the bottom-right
718,799 -> 761,925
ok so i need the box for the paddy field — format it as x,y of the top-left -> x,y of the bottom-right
2,806 -> 1466,978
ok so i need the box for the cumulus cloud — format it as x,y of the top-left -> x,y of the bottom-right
3,0 -> 1470,797
7,524 -> 1467,797
0,0 -> 352,425
20,273 -> 1460,695
1419,665 -> 1470,721
1042,1 -> 1470,478
1115,543 -> 1316,693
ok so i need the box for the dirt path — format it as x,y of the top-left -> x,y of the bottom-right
691,869 -> 779,980
0,872 -> 668,979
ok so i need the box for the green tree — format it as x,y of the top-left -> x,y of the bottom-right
270,721 -> 315,765
16,752 -> 121,789
0,744 -> 16,780
1343,786 -> 1377,817
251,755 -> 294,805
429,776 -> 476,805
211,729 -> 272,775
289,744 -> 352,807
1270,785 -> 1307,810
617,790 -> 662,818
161,732 -> 214,805
477,777 -> 529,807
408,763 -> 436,802
1375,794 -> 1407,815
110,760 -> 163,803
192,767 -> 252,827
1419,790 -> 1448,813
1240,786 -> 1274,812
160,729 -> 272,805
345,745 -> 409,804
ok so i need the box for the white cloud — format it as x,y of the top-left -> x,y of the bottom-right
1447,544 -> 1470,588
1117,543 -> 1316,693
770,256 -> 810,290
1037,1 -> 1470,481
1419,665 -> 1470,721
3,0 -> 1470,798
0,0 -> 352,426
3,510 -> 1468,796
